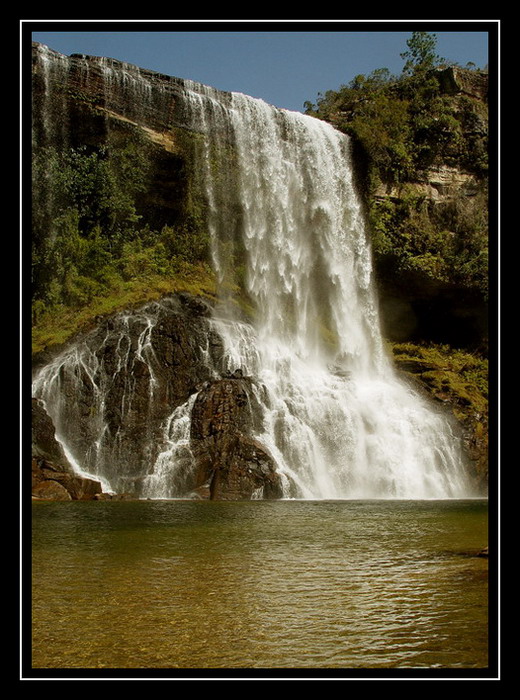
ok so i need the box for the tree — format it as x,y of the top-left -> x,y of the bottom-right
400,32 -> 444,75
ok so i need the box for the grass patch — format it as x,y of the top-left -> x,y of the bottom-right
31,264 -> 217,356
390,341 -> 488,421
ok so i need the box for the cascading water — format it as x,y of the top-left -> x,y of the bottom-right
31,47 -> 472,499
32,297 -> 222,497
185,86 -> 471,499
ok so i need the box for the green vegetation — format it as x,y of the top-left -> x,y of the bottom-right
390,340 -> 489,484
390,341 -> 488,421
31,138 -> 215,353
371,183 -> 489,296
31,267 -> 216,355
304,32 -> 488,297
305,32 -> 488,180
400,31 -> 446,76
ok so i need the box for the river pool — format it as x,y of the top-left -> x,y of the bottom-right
28,498 -> 493,677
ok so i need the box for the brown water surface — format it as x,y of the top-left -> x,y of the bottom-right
30,499 -> 490,672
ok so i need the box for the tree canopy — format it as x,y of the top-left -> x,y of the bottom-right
303,31 -> 488,299
400,31 -> 445,75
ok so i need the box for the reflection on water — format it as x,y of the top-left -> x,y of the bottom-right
31,499 -> 489,671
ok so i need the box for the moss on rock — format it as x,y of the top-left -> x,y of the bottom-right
390,341 -> 489,489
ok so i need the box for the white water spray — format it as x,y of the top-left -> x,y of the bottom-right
185,85 -> 471,499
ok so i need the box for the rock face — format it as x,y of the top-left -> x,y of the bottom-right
32,397 -> 73,470
435,66 -> 488,101
32,398 -> 103,500
32,457 -> 103,501
31,397 -> 96,499
31,294 -> 283,500
32,295 -> 222,497
31,42 -> 220,236
189,378 -> 283,500
373,164 -> 481,206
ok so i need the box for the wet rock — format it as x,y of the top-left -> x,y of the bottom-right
190,378 -> 283,500
209,435 -> 284,501
177,292 -> 213,317
32,296 -> 224,497
32,399 -> 73,472
31,295 -> 280,500
32,479 -> 72,501
32,457 -> 103,500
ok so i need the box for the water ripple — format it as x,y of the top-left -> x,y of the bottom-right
31,499 -> 489,670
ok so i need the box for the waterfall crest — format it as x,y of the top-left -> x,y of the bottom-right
31,50 -> 472,499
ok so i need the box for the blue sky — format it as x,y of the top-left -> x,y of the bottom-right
28,21 -> 494,113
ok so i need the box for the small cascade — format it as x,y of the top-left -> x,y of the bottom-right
32,300 -> 220,496
31,46 -> 473,499
139,394 -> 200,499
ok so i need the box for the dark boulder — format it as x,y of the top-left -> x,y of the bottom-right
189,378 -> 283,500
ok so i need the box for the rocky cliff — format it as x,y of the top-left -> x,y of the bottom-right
32,42 -> 191,228
30,44 -> 489,498
30,43 -> 287,500
306,65 -> 490,350
31,43 -> 489,354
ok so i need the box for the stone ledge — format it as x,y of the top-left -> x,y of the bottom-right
32,457 -> 103,501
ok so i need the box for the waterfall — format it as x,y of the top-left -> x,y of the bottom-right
31,47 -> 472,499
180,83 -> 471,499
